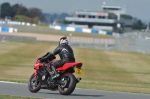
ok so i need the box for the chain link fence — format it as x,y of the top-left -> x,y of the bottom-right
114,32 -> 150,54
69,36 -> 115,50
69,32 -> 150,54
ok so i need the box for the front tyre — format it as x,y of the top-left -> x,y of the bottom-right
28,74 -> 41,93
58,73 -> 76,95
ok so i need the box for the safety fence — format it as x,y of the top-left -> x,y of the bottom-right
1,30 -> 150,54
114,32 -> 150,54
68,32 -> 150,54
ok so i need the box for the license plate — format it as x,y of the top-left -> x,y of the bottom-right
74,67 -> 82,75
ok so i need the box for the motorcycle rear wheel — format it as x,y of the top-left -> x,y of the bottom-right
28,74 -> 41,93
58,73 -> 76,95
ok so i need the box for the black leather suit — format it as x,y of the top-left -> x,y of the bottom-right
42,44 -> 75,68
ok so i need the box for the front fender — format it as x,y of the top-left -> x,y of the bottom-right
33,71 -> 37,76
34,62 -> 44,70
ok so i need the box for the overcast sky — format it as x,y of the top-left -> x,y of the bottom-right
1,0 -> 150,22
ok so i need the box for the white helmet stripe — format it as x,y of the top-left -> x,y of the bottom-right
60,38 -> 68,44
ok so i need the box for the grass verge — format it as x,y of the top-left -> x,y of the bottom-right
0,95 -> 41,99
17,25 -> 114,39
0,41 -> 150,94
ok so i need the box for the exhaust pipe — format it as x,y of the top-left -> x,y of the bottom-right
76,77 -> 82,83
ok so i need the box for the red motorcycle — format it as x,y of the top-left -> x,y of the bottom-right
28,55 -> 82,95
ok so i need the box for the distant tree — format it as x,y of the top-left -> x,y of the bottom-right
121,14 -> 133,19
25,8 -> 47,23
59,13 -> 70,23
1,2 -> 14,18
108,13 -> 117,19
12,4 -> 20,16
25,8 -> 42,18
39,14 -> 48,24
44,13 -> 71,24
16,4 -> 28,15
50,13 -> 59,23
132,19 -> 146,30
43,13 -> 51,23
0,2 -> 47,24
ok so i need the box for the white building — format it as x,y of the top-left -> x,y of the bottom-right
65,4 -> 132,33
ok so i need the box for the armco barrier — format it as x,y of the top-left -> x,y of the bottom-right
0,27 -> 17,33
0,21 -> 36,26
50,25 -> 114,35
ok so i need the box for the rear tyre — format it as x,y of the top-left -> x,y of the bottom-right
28,74 -> 41,93
58,73 -> 76,95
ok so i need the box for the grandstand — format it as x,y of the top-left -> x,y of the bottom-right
64,3 -> 133,33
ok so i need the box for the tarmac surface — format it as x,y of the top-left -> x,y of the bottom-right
0,81 -> 150,99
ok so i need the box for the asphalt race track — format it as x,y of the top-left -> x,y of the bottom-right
0,81 -> 150,99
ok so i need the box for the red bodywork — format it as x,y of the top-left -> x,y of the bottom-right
57,62 -> 82,71
34,62 -> 44,70
33,60 -> 82,76
33,62 -> 44,76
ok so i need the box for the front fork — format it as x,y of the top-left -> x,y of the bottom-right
33,70 -> 47,81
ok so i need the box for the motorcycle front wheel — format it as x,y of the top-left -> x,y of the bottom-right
58,73 -> 76,95
28,74 -> 41,93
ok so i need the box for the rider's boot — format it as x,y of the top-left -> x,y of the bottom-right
51,65 -> 60,79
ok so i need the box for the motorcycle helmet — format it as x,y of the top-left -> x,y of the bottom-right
59,37 -> 68,45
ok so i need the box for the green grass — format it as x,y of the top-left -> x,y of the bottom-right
0,95 -> 41,99
1,41 -> 150,94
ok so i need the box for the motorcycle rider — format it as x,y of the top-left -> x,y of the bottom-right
40,37 -> 75,80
